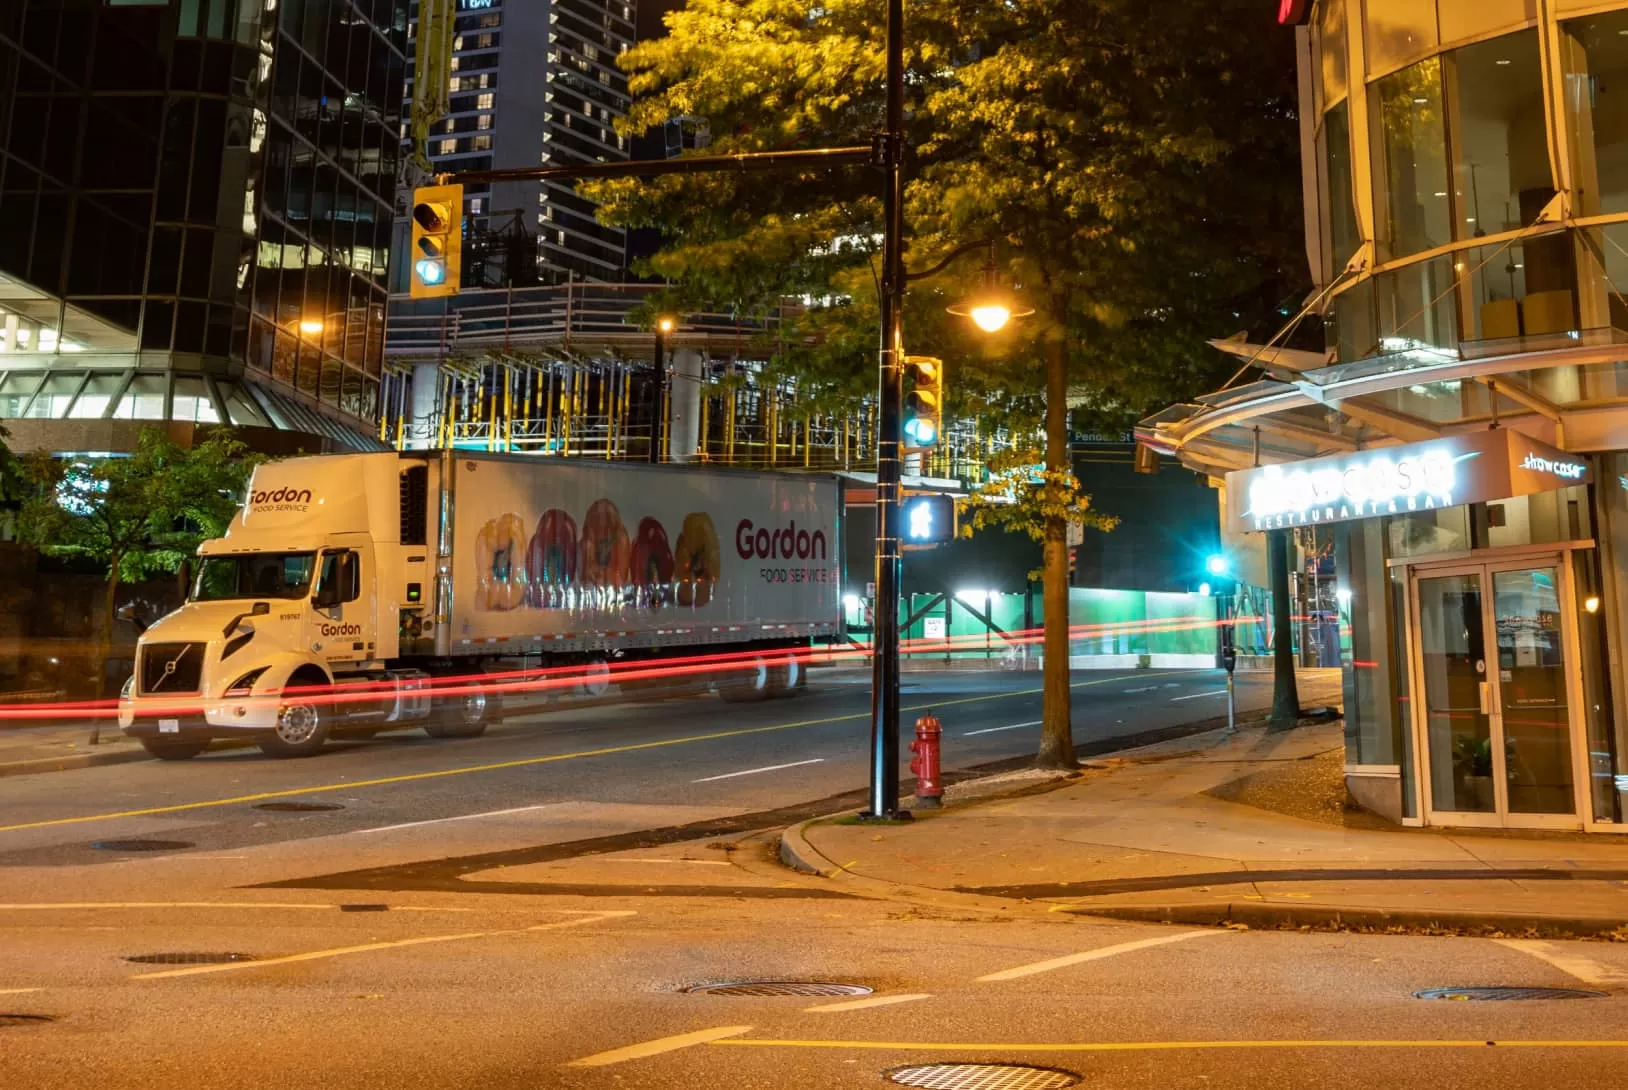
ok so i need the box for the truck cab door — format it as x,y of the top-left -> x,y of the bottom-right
307,546 -> 373,667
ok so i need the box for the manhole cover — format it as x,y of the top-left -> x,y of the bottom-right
252,801 -> 344,812
0,1014 -> 54,1027
1415,986 -> 1607,1001
124,953 -> 257,965
92,840 -> 193,852
886,1063 -> 1081,1089
685,981 -> 872,998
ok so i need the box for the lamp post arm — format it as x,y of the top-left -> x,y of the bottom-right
904,239 -> 995,284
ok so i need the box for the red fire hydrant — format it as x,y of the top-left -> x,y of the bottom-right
909,711 -> 943,808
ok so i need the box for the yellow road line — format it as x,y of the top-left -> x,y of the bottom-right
0,674 -> 1150,835
707,1038 -> 1628,1052
132,910 -> 634,980
0,902 -> 472,912
976,929 -> 1228,982
0,987 -> 41,995
567,1025 -> 755,1067
805,993 -> 932,1013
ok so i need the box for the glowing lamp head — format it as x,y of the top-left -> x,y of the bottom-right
969,304 -> 1012,333
1204,554 -> 1228,577
657,316 -> 675,334
298,319 -> 324,336
1586,595 -> 1601,614
1336,587 -> 1353,605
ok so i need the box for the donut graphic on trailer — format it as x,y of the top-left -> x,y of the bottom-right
631,517 -> 676,609
674,512 -> 720,608
474,513 -> 528,611
579,498 -> 632,609
526,508 -> 578,609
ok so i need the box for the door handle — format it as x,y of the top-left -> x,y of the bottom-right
1478,681 -> 1491,716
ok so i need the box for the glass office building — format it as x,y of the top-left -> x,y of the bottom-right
0,0 -> 407,452
1140,1 -> 1628,832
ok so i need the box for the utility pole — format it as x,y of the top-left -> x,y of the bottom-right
862,0 -> 908,821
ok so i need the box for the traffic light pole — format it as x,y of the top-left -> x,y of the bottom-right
863,0 -> 908,822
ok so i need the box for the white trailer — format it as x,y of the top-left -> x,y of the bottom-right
118,452 -> 842,758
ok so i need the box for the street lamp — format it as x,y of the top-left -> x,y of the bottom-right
298,319 -> 324,337
649,315 -> 677,464
945,244 -> 1035,334
1205,554 -> 1229,578
864,6 -> 1032,817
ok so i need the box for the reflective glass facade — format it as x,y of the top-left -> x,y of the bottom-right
0,0 -> 406,445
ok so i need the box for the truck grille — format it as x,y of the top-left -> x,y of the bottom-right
140,642 -> 205,695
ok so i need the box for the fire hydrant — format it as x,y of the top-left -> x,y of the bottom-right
908,711 -> 943,808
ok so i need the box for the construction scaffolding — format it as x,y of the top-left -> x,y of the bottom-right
382,282 -> 1004,481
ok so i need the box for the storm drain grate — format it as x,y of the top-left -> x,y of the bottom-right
685,981 -> 872,998
253,801 -> 344,812
886,1063 -> 1081,1089
1415,986 -> 1608,1001
92,839 -> 194,852
0,1014 -> 55,1027
125,952 -> 257,965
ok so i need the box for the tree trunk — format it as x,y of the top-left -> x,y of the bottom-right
1268,528 -> 1300,730
1036,334 -> 1076,769
92,557 -> 119,744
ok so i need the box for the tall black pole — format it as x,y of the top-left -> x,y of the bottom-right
649,327 -> 667,464
864,0 -> 907,820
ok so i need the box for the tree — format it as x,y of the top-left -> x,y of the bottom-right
15,427 -> 261,709
587,0 -> 1305,766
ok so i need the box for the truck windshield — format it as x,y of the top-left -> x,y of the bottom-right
191,553 -> 317,601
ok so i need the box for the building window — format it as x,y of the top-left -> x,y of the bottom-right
471,198 -> 484,214
1364,0 -> 1438,77
1317,0 -> 1346,108
471,134 -> 491,151
477,92 -> 494,110
477,114 -> 492,130
1449,31 -> 1548,242
437,138 -> 457,156
479,13 -> 500,28
444,118 -> 456,133
477,33 -> 495,48
1322,102 -> 1359,274
1566,11 -> 1628,218
453,36 -> 464,50
1371,57 -> 1450,261
450,56 -> 460,71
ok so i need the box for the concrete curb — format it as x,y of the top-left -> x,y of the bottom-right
1062,901 -> 1628,941
0,746 -> 153,778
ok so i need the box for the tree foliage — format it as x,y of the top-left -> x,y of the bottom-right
15,427 -> 260,584
586,0 -> 1305,431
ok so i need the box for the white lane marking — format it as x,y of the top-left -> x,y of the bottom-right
0,902 -> 471,912
1162,683 -> 1181,688
567,1025 -> 754,1067
693,758 -> 824,783
1123,686 -> 1158,694
132,911 -> 634,980
976,929 -> 1229,982
805,993 -> 932,1013
354,803 -> 558,835
600,858 -> 732,866
962,720 -> 1042,737
1170,689 -> 1228,702
0,987 -> 41,995
1495,939 -> 1628,985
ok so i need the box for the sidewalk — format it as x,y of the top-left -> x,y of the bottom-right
0,721 -> 151,778
783,722 -> 1628,938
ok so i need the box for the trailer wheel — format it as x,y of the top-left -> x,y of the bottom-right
718,654 -> 772,703
425,683 -> 491,739
768,651 -> 804,698
577,655 -> 612,699
258,673 -> 332,758
140,739 -> 208,761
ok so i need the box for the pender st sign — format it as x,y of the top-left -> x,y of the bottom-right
1225,429 -> 1591,533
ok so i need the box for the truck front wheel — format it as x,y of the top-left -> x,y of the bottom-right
259,675 -> 332,758
140,739 -> 208,761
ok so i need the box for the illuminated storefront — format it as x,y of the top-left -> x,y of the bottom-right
1140,1 -> 1628,831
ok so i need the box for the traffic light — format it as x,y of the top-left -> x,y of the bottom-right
902,494 -> 956,546
901,355 -> 943,450
409,183 -> 463,298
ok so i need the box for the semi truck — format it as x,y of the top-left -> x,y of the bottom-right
118,451 -> 842,759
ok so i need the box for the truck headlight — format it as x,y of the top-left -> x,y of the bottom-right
224,667 -> 268,697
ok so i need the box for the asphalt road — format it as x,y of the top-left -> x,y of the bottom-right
26,664 -> 1609,1090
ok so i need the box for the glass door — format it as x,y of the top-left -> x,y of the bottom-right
1417,571 -> 1497,818
1413,558 -> 1580,826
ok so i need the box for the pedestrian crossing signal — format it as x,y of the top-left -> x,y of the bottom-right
902,495 -> 956,546
410,184 -> 462,298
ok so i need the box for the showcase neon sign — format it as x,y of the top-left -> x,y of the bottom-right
1243,447 -> 1473,530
